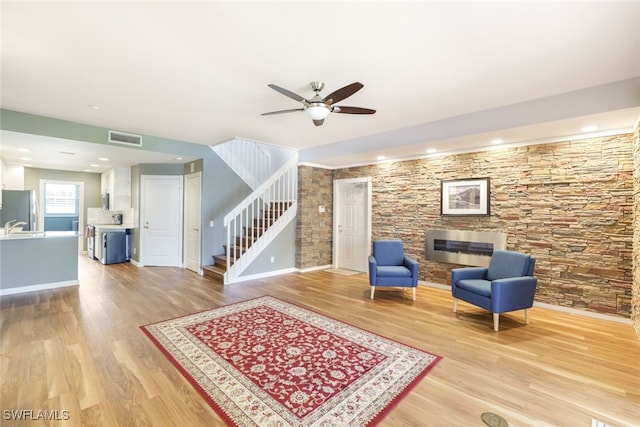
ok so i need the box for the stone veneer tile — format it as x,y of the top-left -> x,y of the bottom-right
633,124 -> 640,335
298,134 -> 637,323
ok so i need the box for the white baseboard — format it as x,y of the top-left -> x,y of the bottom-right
212,267 -> 636,326
533,301 -> 632,324
421,280 -> 449,290
422,281 -> 632,325
228,267 -> 299,284
0,280 -> 79,297
299,264 -> 333,273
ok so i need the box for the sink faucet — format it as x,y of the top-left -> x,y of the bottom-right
4,220 -> 16,234
5,220 -> 27,234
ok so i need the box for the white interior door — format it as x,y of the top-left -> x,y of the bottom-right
184,172 -> 201,273
140,175 -> 183,267
333,178 -> 371,272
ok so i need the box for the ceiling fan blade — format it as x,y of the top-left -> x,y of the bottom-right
267,84 -> 307,103
332,106 -> 376,115
313,119 -> 325,127
323,82 -> 364,104
261,108 -> 304,116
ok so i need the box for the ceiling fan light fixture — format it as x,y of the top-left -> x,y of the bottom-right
305,105 -> 330,120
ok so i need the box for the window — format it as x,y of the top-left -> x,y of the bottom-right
44,183 -> 78,215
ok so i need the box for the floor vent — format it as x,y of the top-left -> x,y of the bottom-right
109,131 -> 142,147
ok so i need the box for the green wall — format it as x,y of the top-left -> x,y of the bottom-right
1,109 -> 297,275
24,167 -> 101,251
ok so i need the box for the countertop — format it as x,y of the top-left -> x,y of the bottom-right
0,231 -> 79,240
92,224 -> 133,230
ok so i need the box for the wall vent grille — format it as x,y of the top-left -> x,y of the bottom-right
109,131 -> 142,146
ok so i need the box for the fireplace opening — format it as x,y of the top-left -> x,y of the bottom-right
425,230 -> 506,267
433,239 -> 494,257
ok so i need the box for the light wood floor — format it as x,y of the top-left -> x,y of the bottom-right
1,257 -> 639,427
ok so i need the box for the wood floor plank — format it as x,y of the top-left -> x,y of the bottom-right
1,256 -> 639,426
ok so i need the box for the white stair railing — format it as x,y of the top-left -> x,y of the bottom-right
210,137 -> 271,190
223,156 -> 298,283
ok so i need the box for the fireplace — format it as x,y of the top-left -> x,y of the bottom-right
424,229 -> 507,267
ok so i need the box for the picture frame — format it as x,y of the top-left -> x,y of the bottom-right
441,177 -> 490,216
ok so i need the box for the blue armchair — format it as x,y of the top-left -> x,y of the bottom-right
451,250 -> 537,331
368,240 -> 419,300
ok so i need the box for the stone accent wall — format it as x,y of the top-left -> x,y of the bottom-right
298,134 -> 634,319
296,165 -> 334,269
633,123 -> 640,334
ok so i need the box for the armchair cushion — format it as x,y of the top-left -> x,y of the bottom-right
372,240 -> 405,266
487,250 -> 535,280
455,279 -> 491,297
377,265 -> 413,277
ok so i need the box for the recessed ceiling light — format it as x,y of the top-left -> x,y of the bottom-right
491,138 -> 504,145
17,148 -> 30,153
377,155 -> 386,161
426,148 -> 437,154
98,157 -> 109,161
83,169 -> 92,172
90,164 -> 99,167
581,125 -> 598,132
175,156 -> 183,160
20,157 -> 32,161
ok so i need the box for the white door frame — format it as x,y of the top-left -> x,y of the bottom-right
184,172 -> 202,274
332,177 -> 372,270
39,179 -> 85,254
140,174 -> 183,267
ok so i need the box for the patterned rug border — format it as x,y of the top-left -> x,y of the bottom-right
140,295 -> 442,426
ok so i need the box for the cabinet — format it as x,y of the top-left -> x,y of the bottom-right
101,167 -> 131,210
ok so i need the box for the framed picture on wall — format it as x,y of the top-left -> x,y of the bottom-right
441,177 -> 490,216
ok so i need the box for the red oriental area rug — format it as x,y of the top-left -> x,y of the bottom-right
141,296 -> 442,426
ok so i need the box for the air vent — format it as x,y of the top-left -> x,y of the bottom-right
108,131 -> 142,146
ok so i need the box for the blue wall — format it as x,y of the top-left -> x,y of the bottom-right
44,216 -> 79,231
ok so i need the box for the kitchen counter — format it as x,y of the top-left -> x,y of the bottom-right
93,224 -> 132,230
0,231 -> 79,295
0,230 -> 78,240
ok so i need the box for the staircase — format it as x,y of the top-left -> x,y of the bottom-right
203,153 -> 298,284
210,137 -> 271,190
203,201 -> 293,282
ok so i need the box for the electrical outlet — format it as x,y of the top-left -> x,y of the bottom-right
270,256 -> 275,263
210,220 -> 214,227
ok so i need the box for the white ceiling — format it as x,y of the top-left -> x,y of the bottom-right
1,1 -> 639,172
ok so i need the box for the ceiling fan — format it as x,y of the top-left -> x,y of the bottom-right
261,81 -> 376,126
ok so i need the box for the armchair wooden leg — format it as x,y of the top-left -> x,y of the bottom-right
493,313 -> 500,332
370,287 -> 375,299
525,308 -> 530,324
453,298 -> 458,313
412,287 -> 416,301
